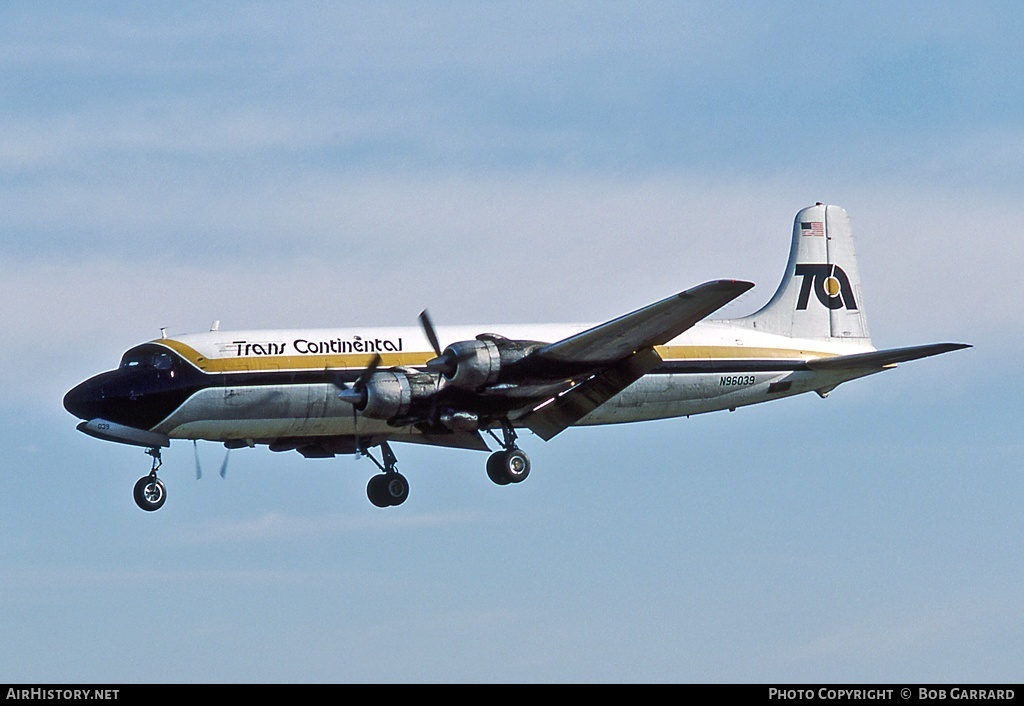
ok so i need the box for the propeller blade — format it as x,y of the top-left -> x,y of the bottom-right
419,309 -> 464,377
337,353 -> 381,407
193,440 -> 203,480
352,402 -> 360,448
324,368 -> 350,390
356,353 -> 382,387
419,310 -> 443,358
219,449 -> 230,478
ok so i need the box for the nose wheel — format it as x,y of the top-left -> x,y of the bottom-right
134,474 -> 166,511
134,447 -> 167,511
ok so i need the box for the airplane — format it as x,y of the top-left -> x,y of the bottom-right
63,203 -> 969,511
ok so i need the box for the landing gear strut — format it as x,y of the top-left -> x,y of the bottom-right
485,420 -> 531,485
134,447 -> 167,512
362,441 -> 409,508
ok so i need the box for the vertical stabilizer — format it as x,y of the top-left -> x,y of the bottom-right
737,204 -> 871,342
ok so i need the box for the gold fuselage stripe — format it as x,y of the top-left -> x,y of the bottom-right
156,338 -> 835,374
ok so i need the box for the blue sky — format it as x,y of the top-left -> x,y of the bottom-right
1,2 -> 1020,683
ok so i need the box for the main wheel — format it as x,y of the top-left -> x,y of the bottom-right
503,449 -> 530,483
486,449 -> 531,485
133,475 -> 166,512
384,473 -> 409,506
367,473 -> 409,507
367,474 -> 391,507
486,452 -> 511,485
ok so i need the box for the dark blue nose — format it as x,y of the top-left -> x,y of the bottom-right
63,375 -> 107,421
63,361 -> 199,431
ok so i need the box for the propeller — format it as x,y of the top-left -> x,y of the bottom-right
419,309 -> 458,376
330,353 -> 382,447
334,353 -> 382,409
419,309 -> 442,358
193,440 -> 203,480
195,440 -> 230,479
419,309 -> 462,425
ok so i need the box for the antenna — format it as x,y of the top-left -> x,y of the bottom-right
160,327 -> 167,339
210,320 -> 220,331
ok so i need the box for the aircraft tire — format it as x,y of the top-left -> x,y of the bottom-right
504,449 -> 530,483
385,473 -> 410,506
367,473 -> 409,507
486,452 -> 511,485
367,474 -> 391,507
133,475 -> 166,512
487,449 -> 530,485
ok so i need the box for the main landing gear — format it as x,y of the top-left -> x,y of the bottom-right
134,447 -> 167,512
360,421 -> 531,508
362,441 -> 410,508
485,421 -> 531,486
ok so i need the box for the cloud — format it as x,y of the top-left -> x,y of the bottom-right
5,2 -> 1022,183
4,2 -> 1014,421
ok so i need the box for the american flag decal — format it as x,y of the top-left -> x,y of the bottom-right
800,221 -> 824,236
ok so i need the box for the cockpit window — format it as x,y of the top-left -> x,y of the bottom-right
119,347 -> 176,371
120,352 -> 148,368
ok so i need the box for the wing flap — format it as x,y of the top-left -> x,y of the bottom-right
400,430 -> 491,452
521,347 -> 663,441
535,280 -> 754,365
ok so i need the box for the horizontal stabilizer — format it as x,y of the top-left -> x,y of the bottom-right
806,342 -> 971,371
537,280 -> 754,365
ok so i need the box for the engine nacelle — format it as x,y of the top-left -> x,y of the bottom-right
359,369 -> 435,421
440,335 -> 541,391
442,338 -> 500,390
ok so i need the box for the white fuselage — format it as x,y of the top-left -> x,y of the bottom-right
147,318 -> 873,445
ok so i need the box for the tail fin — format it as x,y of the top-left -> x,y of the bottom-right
738,204 -> 871,342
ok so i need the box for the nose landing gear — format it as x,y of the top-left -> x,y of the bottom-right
134,447 -> 167,512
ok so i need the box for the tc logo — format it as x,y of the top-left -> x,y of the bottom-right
795,264 -> 858,310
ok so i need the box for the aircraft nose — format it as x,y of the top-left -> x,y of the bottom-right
63,377 -> 103,420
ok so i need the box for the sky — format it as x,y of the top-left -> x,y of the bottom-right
1,1 -> 1021,684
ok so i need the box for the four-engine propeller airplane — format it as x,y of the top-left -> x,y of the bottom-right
63,204 -> 969,511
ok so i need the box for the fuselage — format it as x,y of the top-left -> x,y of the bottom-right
63,317 -> 875,452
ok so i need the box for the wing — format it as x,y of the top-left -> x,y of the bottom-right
534,280 -> 755,364
519,347 -> 662,440
519,280 -> 755,439
323,280 -> 753,448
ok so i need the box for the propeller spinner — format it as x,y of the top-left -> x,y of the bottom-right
334,353 -> 382,409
